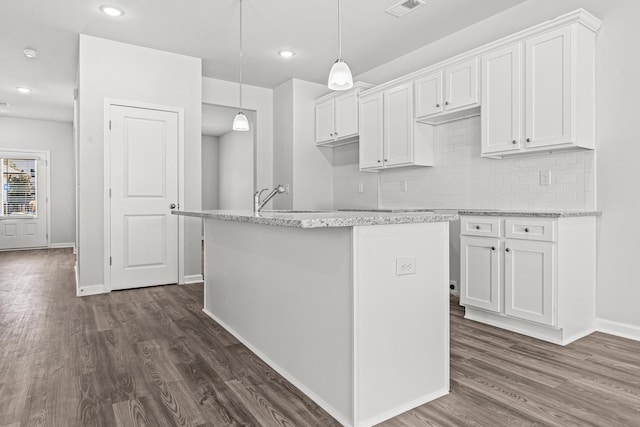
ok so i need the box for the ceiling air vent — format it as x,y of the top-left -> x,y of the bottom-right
385,0 -> 426,18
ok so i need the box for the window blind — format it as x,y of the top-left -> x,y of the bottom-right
1,158 -> 37,216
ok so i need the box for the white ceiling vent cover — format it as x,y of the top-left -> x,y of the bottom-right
385,0 -> 426,18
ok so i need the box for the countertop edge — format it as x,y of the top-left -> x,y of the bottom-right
457,210 -> 602,218
173,210 -> 459,228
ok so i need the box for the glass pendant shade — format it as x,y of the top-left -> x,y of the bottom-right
328,59 -> 353,91
232,111 -> 249,131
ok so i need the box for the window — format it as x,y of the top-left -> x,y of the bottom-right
1,158 -> 38,217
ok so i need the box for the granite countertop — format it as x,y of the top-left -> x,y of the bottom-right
457,210 -> 602,218
172,209 -> 459,228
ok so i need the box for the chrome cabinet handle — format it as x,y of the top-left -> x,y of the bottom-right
436,103 -> 440,108
445,101 -> 450,106
524,227 -> 529,232
475,225 -> 481,230
491,246 -> 496,251
506,248 -> 511,252
512,140 -> 517,145
170,203 -> 176,209
526,137 -> 531,142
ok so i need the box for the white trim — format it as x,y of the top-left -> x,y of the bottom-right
50,242 -> 75,250
77,283 -> 105,297
0,148 -> 51,249
202,308 -> 353,427
183,274 -> 203,284
596,318 -> 640,342
103,99 -> 185,293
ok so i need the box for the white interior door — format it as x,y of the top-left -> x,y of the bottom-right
0,151 -> 48,250
109,105 -> 179,290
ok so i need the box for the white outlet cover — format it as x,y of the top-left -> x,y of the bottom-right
396,256 -> 416,276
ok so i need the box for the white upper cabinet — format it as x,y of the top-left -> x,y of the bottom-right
481,16 -> 599,158
359,83 -> 433,171
315,82 -> 373,147
525,26 -> 573,149
358,93 -> 384,170
444,58 -> 479,112
315,98 -> 335,144
481,44 -> 522,155
414,58 -> 480,122
414,71 -> 443,118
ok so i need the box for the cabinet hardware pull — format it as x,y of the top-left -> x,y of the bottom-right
377,160 -> 381,163
524,228 -> 529,232
475,225 -> 481,230
506,248 -> 511,252
512,140 -> 517,145
384,159 -> 388,162
436,103 -> 440,108
491,246 -> 496,251
526,137 -> 531,142
330,133 -> 334,137
445,101 -> 449,106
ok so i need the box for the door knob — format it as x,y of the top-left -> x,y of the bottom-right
170,203 -> 176,209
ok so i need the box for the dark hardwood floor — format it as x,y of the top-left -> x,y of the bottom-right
1,248 -> 639,426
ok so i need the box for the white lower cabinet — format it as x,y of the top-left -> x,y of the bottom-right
460,215 -> 596,345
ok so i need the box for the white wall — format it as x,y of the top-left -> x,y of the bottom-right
218,129 -> 254,210
273,81 -> 294,210
273,79 -> 334,211
332,143 -> 379,210
202,78 -> 273,193
77,35 -> 202,291
202,135 -> 219,210
0,117 -> 75,245
352,0 -> 640,333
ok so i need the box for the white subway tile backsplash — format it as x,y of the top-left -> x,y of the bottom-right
378,116 -> 596,211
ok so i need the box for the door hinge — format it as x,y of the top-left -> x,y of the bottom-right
109,188 -> 112,198
109,256 -> 112,266
109,120 -> 112,130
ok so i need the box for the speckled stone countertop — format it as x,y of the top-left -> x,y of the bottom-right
458,210 -> 602,218
173,209 -> 459,229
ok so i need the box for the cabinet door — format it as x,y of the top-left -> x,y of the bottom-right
460,236 -> 501,313
414,71 -> 443,118
525,26 -> 572,148
444,58 -> 479,111
334,91 -> 359,139
359,93 -> 384,170
481,44 -> 522,155
315,98 -> 335,144
504,239 -> 555,326
384,83 -> 413,167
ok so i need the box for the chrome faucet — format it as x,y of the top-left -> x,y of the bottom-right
254,184 -> 286,212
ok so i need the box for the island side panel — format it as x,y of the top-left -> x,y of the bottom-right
353,222 -> 450,426
204,219 -> 354,424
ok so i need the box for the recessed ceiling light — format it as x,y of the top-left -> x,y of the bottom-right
278,50 -> 295,58
16,87 -> 32,94
99,5 -> 125,17
23,48 -> 38,59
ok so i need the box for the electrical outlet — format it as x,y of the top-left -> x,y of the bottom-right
358,183 -> 364,193
539,170 -> 551,186
396,257 -> 416,276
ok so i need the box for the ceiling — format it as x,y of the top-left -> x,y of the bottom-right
0,0 -> 526,124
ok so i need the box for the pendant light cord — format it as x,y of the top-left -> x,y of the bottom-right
239,0 -> 243,111
337,0 -> 342,60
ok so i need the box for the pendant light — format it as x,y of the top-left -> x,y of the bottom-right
327,0 -> 353,91
233,0 -> 250,131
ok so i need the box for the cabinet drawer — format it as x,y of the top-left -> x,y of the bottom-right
461,217 -> 501,237
505,218 -> 555,241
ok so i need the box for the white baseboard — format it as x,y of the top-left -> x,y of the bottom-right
183,274 -> 204,284
77,283 -> 106,297
202,308 -> 353,427
596,318 -> 640,342
50,242 -> 75,250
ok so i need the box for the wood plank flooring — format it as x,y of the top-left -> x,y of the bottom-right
1,248 -> 639,426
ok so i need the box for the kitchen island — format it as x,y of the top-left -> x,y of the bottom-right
173,209 -> 458,427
